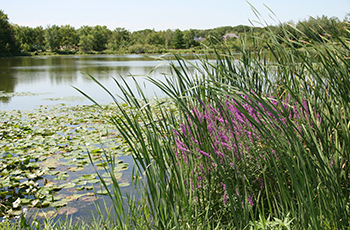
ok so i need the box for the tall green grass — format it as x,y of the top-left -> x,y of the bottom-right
76,15 -> 350,230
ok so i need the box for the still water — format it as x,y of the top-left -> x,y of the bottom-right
0,54 -> 200,110
0,54 -> 200,223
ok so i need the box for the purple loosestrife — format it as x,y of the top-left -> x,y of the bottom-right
174,94 -> 314,208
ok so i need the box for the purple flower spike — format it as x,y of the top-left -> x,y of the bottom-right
196,148 -> 210,158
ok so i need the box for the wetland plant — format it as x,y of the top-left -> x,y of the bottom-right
88,16 -> 350,229
7,11 -> 349,229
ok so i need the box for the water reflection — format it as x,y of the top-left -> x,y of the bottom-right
0,54 -> 201,110
0,58 -> 18,104
0,54 -> 202,221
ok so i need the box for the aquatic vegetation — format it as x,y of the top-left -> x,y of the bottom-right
0,103 -> 131,218
173,94 -> 316,216
0,91 -> 51,98
42,96 -> 86,102
83,15 -> 350,229
2,9 -> 350,229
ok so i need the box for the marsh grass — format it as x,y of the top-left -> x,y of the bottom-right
75,16 -> 350,229
20,13 -> 350,229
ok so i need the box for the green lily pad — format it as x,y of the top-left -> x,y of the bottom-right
68,167 -> 84,172
81,174 -> 98,180
118,183 -> 130,187
75,186 -> 85,191
38,210 -> 57,218
60,182 -> 75,189
65,194 -> 84,201
52,200 -> 68,207
54,174 -> 69,181
76,180 -> 87,186
84,185 -> 94,190
101,172 -> 122,179
87,179 -> 100,184
7,209 -> 22,216
96,190 -> 108,195
20,198 -> 32,205
0,99 -> 172,215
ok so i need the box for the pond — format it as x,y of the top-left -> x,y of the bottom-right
0,54 -> 200,222
0,54 -> 204,110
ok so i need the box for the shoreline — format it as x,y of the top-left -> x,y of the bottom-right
1,48 -> 213,58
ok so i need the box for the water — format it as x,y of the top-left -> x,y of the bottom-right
0,54 -> 201,223
0,54 -> 201,110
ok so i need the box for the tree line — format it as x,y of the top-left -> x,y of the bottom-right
0,9 -> 349,57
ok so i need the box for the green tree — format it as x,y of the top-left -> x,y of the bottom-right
78,34 -> 94,51
214,26 -> 234,37
14,25 -> 37,52
0,10 -> 19,56
232,25 -> 252,33
130,29 -> 154,45
78,26 -> 93,52
60,25 -> 78,48
110,27 -> 130,50
183,29 -> 199,49
163,29 -> 173,48
172,29 -> 184,49
33,26 -> 45,49
44,25 -> 62,50
91,25 -> 111,51
145,30 -> 165,46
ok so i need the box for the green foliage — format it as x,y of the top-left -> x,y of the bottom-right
77,26 -> 94,52
77,13 -> 350,229
13,25 -> 45,52
78,34 -> 94,52
91,25 -> 111,51
14,26 -> 37,52
110,27 -> 130,50
44,25 -> 62,51
3,10 -> 350,230
183,29 -> 199,48
3,8 -> 349,56
145,30 -> 164,46
0,10 -> 19,56
0,102 -> 131,218
248,214 -> 293,230
130,29 -> 154,45
172,29 -> 184,49
60,25 -> 78,48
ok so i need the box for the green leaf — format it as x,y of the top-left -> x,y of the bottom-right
60,182 -> 75,189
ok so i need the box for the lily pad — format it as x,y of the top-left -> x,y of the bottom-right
80,196 -> 97,202
52,200 -> 68,207
38,210 -> 57,218
87,179 -> 100,184
84,186 -> 94,190
96,190 -> 108,195
58,206 -> 79,215
0,99 -> 172,216
6,209 -> 22,216
118,183 -> 130,187
65,194 -> 84,201
68,167 -> 84,172
101,172 -> 122,179
60,182 -> 75,189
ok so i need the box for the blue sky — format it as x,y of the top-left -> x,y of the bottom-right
1,0 -> 349,31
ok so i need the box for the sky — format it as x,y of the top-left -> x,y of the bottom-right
1,0 -> 349,31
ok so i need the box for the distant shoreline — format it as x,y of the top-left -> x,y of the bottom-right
2,48 -> 215,58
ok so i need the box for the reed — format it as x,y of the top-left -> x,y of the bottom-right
77,14 -> 350,229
